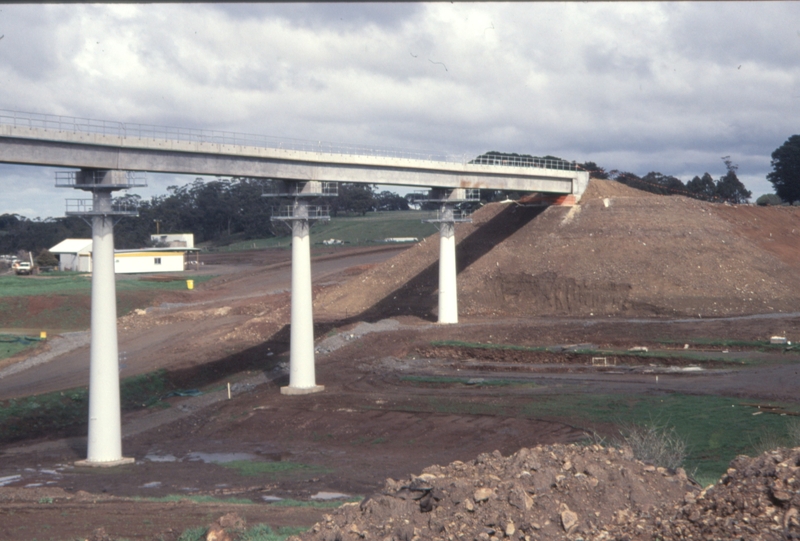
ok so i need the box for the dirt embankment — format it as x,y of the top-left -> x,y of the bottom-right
316,181 -> 800,321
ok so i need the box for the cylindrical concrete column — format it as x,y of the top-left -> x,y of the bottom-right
282,201 -> 324,395
438,218 -> 458,324
80,190 -> 131,465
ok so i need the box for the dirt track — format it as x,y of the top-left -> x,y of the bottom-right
1,183 -> 800,540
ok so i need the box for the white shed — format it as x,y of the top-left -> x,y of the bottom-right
50,238 -> 93,272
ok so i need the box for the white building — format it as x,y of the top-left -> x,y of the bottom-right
50,239 -> 197,274
50,238 -> 93,272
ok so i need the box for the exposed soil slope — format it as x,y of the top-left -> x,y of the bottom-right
316,181 -> 800,320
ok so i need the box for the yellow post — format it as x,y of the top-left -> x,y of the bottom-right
186,279 -> 194,290
40,331 -> 47,339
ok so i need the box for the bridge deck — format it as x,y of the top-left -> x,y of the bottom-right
0,112 -> 588,197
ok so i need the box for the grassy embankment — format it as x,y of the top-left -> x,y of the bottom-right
205,210 -> 438,251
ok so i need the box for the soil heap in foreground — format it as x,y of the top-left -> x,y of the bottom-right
292,443 -> 800,541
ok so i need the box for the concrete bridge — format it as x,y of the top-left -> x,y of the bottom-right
0,110 -> 589,466
0,110 -> 587,195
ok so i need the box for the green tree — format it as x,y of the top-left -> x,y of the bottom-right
581,161 -> 609,179
35,249 -> 59,267
330,183 -> 376,216
715,157 -> 751,204
767,135 -> 800,203
641,172 -> 686,194
375,190 -> 410,211
686,173 -> 716,198
756,193 -> 783,206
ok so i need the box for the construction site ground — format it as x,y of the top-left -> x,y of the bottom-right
1,181 -> 800,540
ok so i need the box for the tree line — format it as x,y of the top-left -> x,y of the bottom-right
0,179 -> 411,255
580,156 -> 752,204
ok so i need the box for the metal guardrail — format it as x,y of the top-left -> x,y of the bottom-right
425,208 -> 473,223
55,170 -> 148,188
65,199 -> 139,216
0,109 -> 462,164
469,154 -> 580,171
263,181 -> 338,198
271,205 -> 331,221
0,109 -> 582,171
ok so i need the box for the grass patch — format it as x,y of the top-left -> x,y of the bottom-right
177,526 -> 208,541
120,369 -> 170,409
401,375 -> 538,388
205,211 -> 438,251
0,369 -> 174,444
311,211 -> 437,245
178,523 -> 308,541
430,340 -> 549,353
0,334 -> 43,361
0,275 -> 93,297
136,494 -> 254,505
220,460 -> 331,478
269,497 -> 361,508
0,274 -> 218,331
0,274 -> 216,298
421,397 -> 506,416
657,338 -> 797,352
241,525 -> 309,541
521,393 -> 800,483
429,340 -> 761,365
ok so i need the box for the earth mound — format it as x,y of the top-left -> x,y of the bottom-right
316,181 -> 800,320
291,443 -> 696,541
292,444 -> 800,541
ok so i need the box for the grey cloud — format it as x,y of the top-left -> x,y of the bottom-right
0,7 -> 78,83
210,3 -> 423,32
669,3 -> 800,70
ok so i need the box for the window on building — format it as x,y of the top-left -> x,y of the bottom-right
154,257 -> 162,265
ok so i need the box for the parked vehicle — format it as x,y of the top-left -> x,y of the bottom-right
14,261 -> 32,275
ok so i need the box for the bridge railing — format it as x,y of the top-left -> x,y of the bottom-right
0,109 -> 583,172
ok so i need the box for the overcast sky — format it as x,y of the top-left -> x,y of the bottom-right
1,2 -> 798,219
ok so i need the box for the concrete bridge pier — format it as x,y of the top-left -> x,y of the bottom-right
425,189 -> 477,325
58,169 -> 143,467
287,200 -> 321,394
438,213 -> 458,324
268,181 -> 335,395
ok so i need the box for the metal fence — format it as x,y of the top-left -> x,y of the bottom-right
55,170 -> 148,188
271,205 -> 331,221
263,181 -> 339,198
0,109 -> 582,172
65,199 -> 139,216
